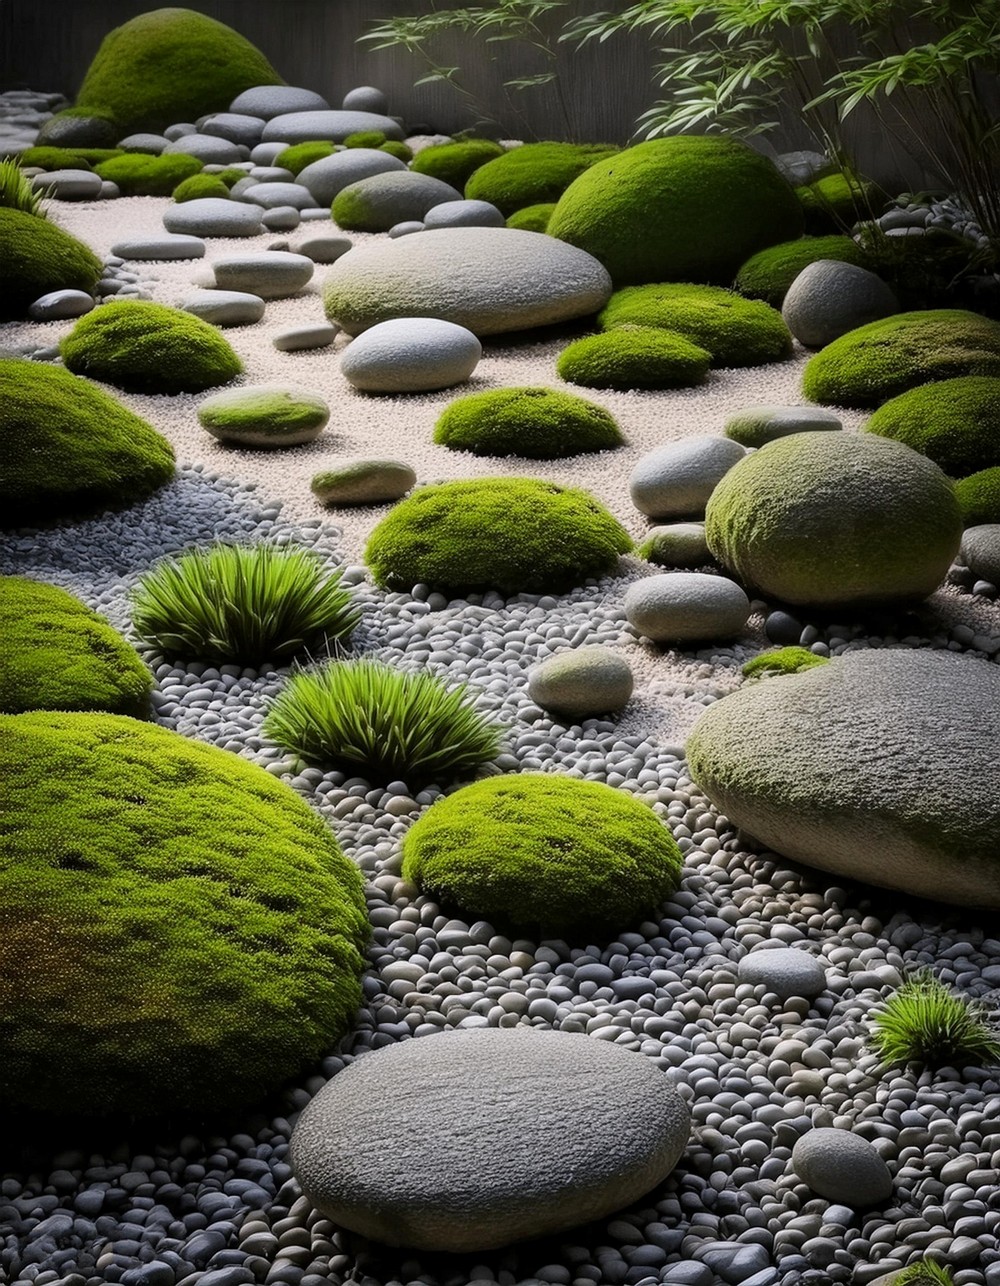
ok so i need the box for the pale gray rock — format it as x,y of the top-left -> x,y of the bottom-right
288,1027 -> 691,1251
724,404 -> 842,448
272,322 -> 339,352
248,166 -> 294,183
162,133 -> 244,165
242,182 -> 318,210
117,133 -> 168,154
311,460 -> 416,505
250,141 -> 289,165
630,436 -> 747,519
197,384 -> 329,447
624,573 -> 750,644
340,317 -> 481,393
31,169 -> 102,200
639,523 -> 711,568
28,289 -> 95,321
228,177 -> 261,200
180,290 -> 265,327
164,122 -> 197,140
388,221 -> 425,238
261,110 -> 405,144
423,199 -> 506,229
111,234 -> 206,261
99,181 -> 120,200
738,947 -> 827,1000
792,1130 -> 892,1205
212,252 -> 314,300
324,227 -> 612,337
342,86 -> 389,114
782,260 -> 899,348
292,234 -> 353,264
229,86 -> 331,119
528,645 -> 634,719
200,113 -> 266,147
297,149 -> 407,206
163,199 -> 263,238
960,524 -> 1000,585
261,207 -> 301,232
333,171 -> 462,231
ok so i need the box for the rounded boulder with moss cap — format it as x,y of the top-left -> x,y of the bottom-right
332,171 -> 461,232
0,710 -> 370,1116
734,235 -> 871,308
724,405 -> 842,449
365,478 -> 631,596
0,207 -> 101,321
863,376 -> 1000,478
557,329 -> 710,391
704,432 -> 962,608
686,648 -> 1000,908
464,142 -> 619,216
547,137 -> 803,289
434,386 -> 623,459
197,384 -> 329,447
312,460 -> 416,506
528,645 -> 634,720
409,138 -> 504,190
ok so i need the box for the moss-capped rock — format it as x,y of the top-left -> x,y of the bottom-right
506,202 -> 555,233
802,310 -> 1000,409
410,138 -> 505,190
433,386 -> 623,459
599,283 -> 791,368
704,431 -> 962,608
955,467 -> 1000,526
95,152 -> 202,196
0,359 -> 175,527
797,171 -> 879,233
734,235 -> 872,308
172,172 -> 231,202
0,710 -> 369,1116
557,329 -> 711,391
275,141 -> 334,175
863,376 -> 1000,478
401,774 -> 683,936
0,207 -> 101,321
547,137 -> 803,289
18,146 -> 124,170
0,577 -> 152,717
365,478 -> 631,595
464,142 -> 618,216
61,301 -> 242,394
741,646 -> 829,680
332,172 -> 462,232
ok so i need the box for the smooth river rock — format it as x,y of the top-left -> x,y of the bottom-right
340,317 -> 482,392
792,1129 -> 893,1206
624,572 -> 750,644
260,110 -> 405,144
211,252 -> 314,300
180,290 -> 265,327
630,436 -> 747,519
111,234 -> 206,261
527,645 -> 634,720
163,198 -> 263,238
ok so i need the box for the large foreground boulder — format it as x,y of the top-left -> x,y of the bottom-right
686,649 -> 1000,908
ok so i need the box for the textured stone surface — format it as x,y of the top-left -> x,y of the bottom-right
211,252 -> 314,300
272,322 -> 339,352
311,460 -> 416,505
624,573 -> 750,643
197,385 -> 329,446
792,1129 -> 893,1205
334,172 -> 462,232
423,199 -> 506,229
724,404 -> 842,448
260,110 -> 405,144
163,198 -> 263,238
229,86 -> 331,119
27,289 -> 95,321
630,437 -> 747,519
292,234 -> 353,264
180,290 -> 265,327
112,235 -> 206,261
340,317 -> 481,393
297,150 -> 407,206
162,133 -> 245,165
960,524 -> 1000,584
782,259 -> 899,349
738,947 -> 827,1000
289,1027 -> 691,1251
527,645 -> 634,719
32,169 -> 103,200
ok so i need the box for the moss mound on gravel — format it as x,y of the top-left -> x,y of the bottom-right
95,152 -> 202,196
557,328 -> 711,390
863,376 -> 1000,477
365,478 -> 631,595
0,359 -> 175,527
599,283 -> 791,368
802,310 -> 1000,409
401,774 -> 684,936
410,138 -> 504,189
433,386 -> 624,459
955,467 -> 1000,526
742,646 -> 829,681
172,172 -> 230,202
18,147 -> 124,170
797,172 -> 879,233
61,301 -> 242,394
506,202 -> 555,233
0,710 -> 369,1116
464,141 -> 618,216
0,207 -> 101,321
734,235 -> 872,308
547,137 -> 803,289
275,141 -> 334,175
0,577 -> 152,717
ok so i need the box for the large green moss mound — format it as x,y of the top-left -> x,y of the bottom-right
0,359 -> 175,527
0,577 -> 152,717
464,142 -> 619,216
0,207 -> 101,321
96,152 -> 202,196
0,711 -> 369,1116
547,137 -> 803,289
410,138 -> 505,190
955,467 -> 1000,526
557,328 -> 711,390
802,310 -> 1000,409
506,202 -> 556,233
401,774 -> 683,936
172,172 -> 231,202
275,141 -> 334,175
863,376 -> 1000,478
433,386 -> 624,459
599,283 -> 791,368
734,235 -> 872,308
365,478 -> 631,595
61,301 -> 242,394
63,7 -> 284,136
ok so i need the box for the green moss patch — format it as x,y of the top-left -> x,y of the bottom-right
557,328 -> 711,390
742,646 -> 829,680
172,173 -> 231,202
275,141 -> 334,175
433,386 -> 624,459
96,153 -> 202,196
863,376 -> 1000,477
410,138 -> 504,190
0,207 -> 101,320
506,202 -> 555,233
955,467 -> 1000,526
734,235 -> 872,308
465,141 -> 618,216
797,172 -> 879,233
18,147 -> 124,170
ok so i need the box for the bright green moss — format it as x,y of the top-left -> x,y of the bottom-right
863,376 -> 1000,477
955,467 -> 1000,525
0,207 -> 101,320
401,774 -> 684,936
0,577 -> 152,717
464,141 -> 618,216
433,386 -> 624,459
742,646 -> 829,680
172,172 -> 230,202
734,235 -> 872,308
797,171 -> 879,233
343,130 -> 388,149
802,310 -> 1000,409
0,158 -> 46,217
895,1261 -> 956,1286
18,146 -> 124,170
506,202 -> 555,232
0,710 -> 369,1116
379,140 -> 413,162
556,328 -> 711,391
547,137 -> 803,289
215,167 -> 249,187
95,152 -> 202,196
275,141 -> 334,175
365,477 -> 632,595
599,283 -> 791,368
410,139 -> 504,190
61,301 -> 242,394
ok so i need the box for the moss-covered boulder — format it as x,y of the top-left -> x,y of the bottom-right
275,141 -> 334,175
410,138 -> 505,190
734,235 -> 872,308
18,146 -> 124,171
955,467 -> 1000,526
547,137 -> 803,289
802,310 -> 1000,409
332,172 -> 462,232
365,478 -> 631,595
599,284 -> 791,368
172,172 -> 231,202
506,202 -> 556,233
704,431 -> 962,608
95,152 -> 203,196
61,301 -> 242,394
0,207 -> 101,321
0,710 -> 369,1116
401,774 -> 683,936
863,376 -> 1000,478
433,387 -> 623,459
0,577 -> 152,717
557,329 -> 711,390
464,142 -> 618,217
686,649 -> 1000,908
0,359 -> 175,527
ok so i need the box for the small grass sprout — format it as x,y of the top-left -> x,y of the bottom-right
131,543 -> 360,665
869,969 -> 1000,1070
0,157 -> 46,218
263,657 -> 504,784
896,1261 -> 956,1286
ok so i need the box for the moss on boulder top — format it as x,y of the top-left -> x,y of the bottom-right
734,235 -> 872,309
557,328 -> 711,391
863,376 -> 1000,478
410,138 -> 505,190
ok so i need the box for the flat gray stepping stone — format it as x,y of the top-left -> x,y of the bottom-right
230,86 -> 331,119
260,109 -> 404,144
527,645 -> 634,720
28,289 -> 95,321
311,460 -> 416,505
212,252 -> 314,299
197,384 -> 329,447
163,198 -> 263,238
340,317 -> 481,393
624,572 -> 750,644
32,169 -> 102,200
293,235 -> 352,264
273,323 -> 339,352
792,1129 -> 892,1205
180,290 -> 265,327
111,234 -> 206,261
738,947 -> 827,1000
724,404 -> 842,448
242,182 -> 318,210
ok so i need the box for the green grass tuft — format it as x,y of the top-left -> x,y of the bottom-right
896,1262 -> 956,1286
869,969 -> 1000,1070
0,157 -> 46,217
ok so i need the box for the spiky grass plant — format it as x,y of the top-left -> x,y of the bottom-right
263,658 -> 504,784
869,969 -> 1000,1071
897,1261 -> 955,1286
0,157 -> 46,218
131,544 -> 360,665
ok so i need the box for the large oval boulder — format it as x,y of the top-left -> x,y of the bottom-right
297,149 -> 407,206
289,1027 -> 691,1251
685,648 -> 1000,908
323,227 -> 613,337
260,110 -> 405,144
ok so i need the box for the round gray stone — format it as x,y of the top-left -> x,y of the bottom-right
630,436 -> 747,520
792,1129 -> 892,1205
261,206 -> 301,232
260,110 -> 405,144
27,289 -> 95,321
162,133 -> 245,165
527,645 -> 634,719
288,1027 -> 691,1251
297,149 -> 407,206
162,199 -> 263,238
423,199 -> 506,229
31,169 -> 102,200
248,166 -> 294,183
164,123 -> 197,140
250,141 -> 289,165
180,290 -> 265,327
111,234 -> 206,261
117,133 -> 168,154
324,227 -> 612,337
200,113 -> 266,147
229,86 -> 331,119
639,523 -> 711,568
211,252 -> 314,300
272,322 -> 339,352
197,384 -> 329,447
333,171 -> 463,231
292,234 -> 353,264
738,947 -> 827,1000
960,524 -> 1000,584
388,221 -> 425,239
782,260 -> 899,349
342,86 -> 389,114
242,182 -> 318,210
340,317 -> 481,393
724,405 -> 843,448
624,573 -> 750,644
311,459 -> 416,505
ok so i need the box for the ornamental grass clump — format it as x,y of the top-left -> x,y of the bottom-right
0,157 -> 46,217
264,658 -> 504,784
131,544 -> 360,666
869,970 -> 1000,1070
